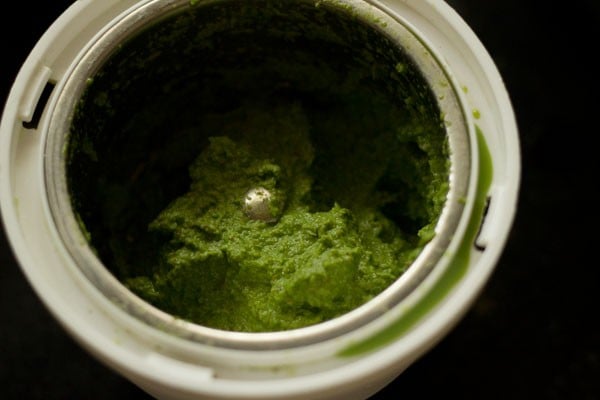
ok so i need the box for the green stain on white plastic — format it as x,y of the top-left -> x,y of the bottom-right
338,125 -> 493,357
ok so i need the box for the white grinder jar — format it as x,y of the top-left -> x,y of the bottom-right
0,1 -> 520,400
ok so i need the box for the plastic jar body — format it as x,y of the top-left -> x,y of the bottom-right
0,1 -> 519,399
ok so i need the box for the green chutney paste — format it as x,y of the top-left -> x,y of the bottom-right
66,0 -> 450,332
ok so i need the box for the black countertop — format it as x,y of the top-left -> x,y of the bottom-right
1,1 -> 598,399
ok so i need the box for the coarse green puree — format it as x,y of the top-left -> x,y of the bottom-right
124,102 -> 447,332
66,0 -> 450,333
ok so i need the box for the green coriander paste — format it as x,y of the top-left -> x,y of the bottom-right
66,0 -> 450,332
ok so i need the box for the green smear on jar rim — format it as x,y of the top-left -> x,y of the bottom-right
338,125 -> 492,357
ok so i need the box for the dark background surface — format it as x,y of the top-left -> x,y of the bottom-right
1,1 -> 598,399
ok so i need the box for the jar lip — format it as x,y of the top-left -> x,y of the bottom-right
42,0 -> 474,350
